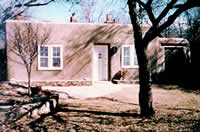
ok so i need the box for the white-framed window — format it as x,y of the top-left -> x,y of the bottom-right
38,45 -> 63,70
121,45 -> 138,68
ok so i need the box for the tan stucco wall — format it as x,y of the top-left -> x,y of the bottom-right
147,37 -> 165,75
147,37 -> 190,82
8,20 -> 190,83
6,20 -> 161,82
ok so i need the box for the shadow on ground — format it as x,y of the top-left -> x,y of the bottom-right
10,98 -> 200,131
152,84 -> 200,94
1,82 -> 200,131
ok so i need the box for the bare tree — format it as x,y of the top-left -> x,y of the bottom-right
9,23 -> 51,95
184,8 -> 200,88
127,0 -> 200,117
184,8 -> 200,43
0,0 -> 56,48
62,0 -> 200,117
67,0 -> 131,23
161,8 -> 200,87
0,0 -> 55,38
0,0 -> 55,81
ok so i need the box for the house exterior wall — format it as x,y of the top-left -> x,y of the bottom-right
147,38 -> 190,83
6,20 -> 188,85
6,20 -> 153,83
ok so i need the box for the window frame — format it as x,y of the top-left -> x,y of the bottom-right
121,45 -> 138,68
39,47 -> 49,68
38,45 -> 63,70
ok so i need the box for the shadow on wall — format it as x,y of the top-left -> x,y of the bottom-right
0,49 -> 7,81
62,25 -> 124,79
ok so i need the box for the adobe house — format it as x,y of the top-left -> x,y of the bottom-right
149,38 -> 191,83
5,15 -> 190,86
150,38 -> 190,84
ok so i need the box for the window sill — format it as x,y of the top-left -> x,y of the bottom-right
122,66 -> 139,69
38,67 -> 63,71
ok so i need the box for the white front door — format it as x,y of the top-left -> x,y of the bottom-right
93,45 -> 108,81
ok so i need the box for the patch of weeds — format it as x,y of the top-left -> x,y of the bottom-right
72,124 -> 82,131
187,96 -> 200,111
121,120 -> 132,126
96,116 -> 114,125
29,96 -> 46,103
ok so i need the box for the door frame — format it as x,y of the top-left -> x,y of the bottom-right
93,43 -> 110,81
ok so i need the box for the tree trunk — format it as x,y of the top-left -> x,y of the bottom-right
136,45 -> 155,117
27,71 -> 32,96
127,0 -> 154,117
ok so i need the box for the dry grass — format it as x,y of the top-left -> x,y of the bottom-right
0,82 -> 200,131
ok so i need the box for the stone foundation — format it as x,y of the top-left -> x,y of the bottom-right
7,91 -> 59,120
119,80 -> 139,84
112,80 -> 139,84
9,80 -> 92,87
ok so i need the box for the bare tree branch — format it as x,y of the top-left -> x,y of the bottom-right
9,23 -> 51,95
142,2 -> 156,25
146,0 -> 153,6
15,0 -> 55,7
158,0 -> 200,33
156,0 -> 178,25
127,0 -> 200,117
174,0 -> 200,8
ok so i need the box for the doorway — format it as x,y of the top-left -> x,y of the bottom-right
164,47 -> 186,83
93,45 -> 108,81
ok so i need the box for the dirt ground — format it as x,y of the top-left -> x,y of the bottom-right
0,82 -> 200,131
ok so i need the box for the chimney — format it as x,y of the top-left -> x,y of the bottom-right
113,18 -> 118,24
105,14 -> 112,23
70,13 -> 77,23
106,14 -> 112,22
105,14 -> 119,24
15,14 -> 23,20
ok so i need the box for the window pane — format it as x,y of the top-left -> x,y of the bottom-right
40,58 -> 48,67
123,57 -> 130,66
40,47 -> 48,56
123,46 -> 131,67
124,47 -> 130,56
53,58 -> 60,67
98,53 -> 102,59
53,47 -> 60,56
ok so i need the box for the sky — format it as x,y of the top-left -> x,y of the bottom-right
30,2 -> 70,22
28,0 -> 188,25
29,0 -> 131,24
